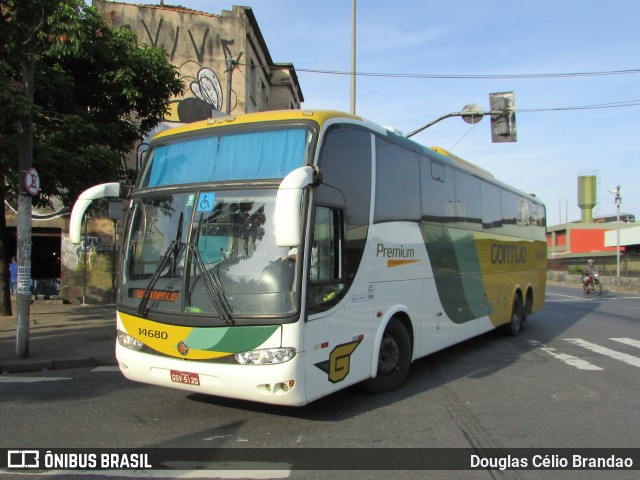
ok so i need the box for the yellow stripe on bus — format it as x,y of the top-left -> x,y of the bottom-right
119,312 -> 231,360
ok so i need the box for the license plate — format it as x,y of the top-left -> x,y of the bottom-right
170,370 -> 200,386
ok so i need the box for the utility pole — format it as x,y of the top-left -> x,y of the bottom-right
558,199 -> 562,225
225,55 -> 235,115
221,40 -> 242,115
350,0 -> 356,114
16,52 -> 35,358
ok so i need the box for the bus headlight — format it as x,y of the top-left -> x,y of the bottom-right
117,330 -> 144,351
235,348 -> 296,365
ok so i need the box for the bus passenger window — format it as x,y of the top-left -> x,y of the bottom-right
308,206 -> 344,312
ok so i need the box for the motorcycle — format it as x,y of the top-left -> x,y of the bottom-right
582,271 -> 602,296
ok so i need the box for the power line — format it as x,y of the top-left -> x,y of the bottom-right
235,65 -> 269,109
243,61 -> 640,112
254,63 -> 640,80
519,99 -> 640,113
448,123 -> 479,150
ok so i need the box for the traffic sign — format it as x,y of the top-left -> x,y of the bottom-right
24,167 -> 40,196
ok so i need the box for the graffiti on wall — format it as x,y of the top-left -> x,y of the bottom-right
138,17 -> 209,63
115,12 -> 237,123
167,65 -> 225,123
190,67 -> 223,111
135,64 -> 226,167
62,234 -> 102,272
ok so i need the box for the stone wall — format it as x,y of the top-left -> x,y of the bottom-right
547,270 -> 640,293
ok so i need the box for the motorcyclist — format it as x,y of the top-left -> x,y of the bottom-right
582,259 -> 596,288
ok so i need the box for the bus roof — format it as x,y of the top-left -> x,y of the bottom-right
151,110 -> 363,141
150,109 -> 543,205
428,147 -> 495,179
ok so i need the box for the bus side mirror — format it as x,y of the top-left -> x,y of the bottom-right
275,166 -> 319,247
69,182 -> 122,244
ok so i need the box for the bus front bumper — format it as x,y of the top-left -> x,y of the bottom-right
116,343 -> 308,406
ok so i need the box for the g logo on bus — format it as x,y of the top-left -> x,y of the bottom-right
314,339 -> 362,384
177,341 -> 189,356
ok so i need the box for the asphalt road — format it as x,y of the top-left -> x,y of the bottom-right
1,284 -> 639,480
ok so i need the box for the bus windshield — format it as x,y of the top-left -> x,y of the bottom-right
119,125 -> 314,322
121,189 -> 299,320
139,127 -> 310,188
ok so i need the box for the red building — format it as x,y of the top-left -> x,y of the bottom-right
547,223 -> 629,258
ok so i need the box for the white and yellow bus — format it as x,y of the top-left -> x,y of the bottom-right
69,110 -> 546,406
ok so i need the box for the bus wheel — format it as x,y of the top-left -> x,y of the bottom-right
363,319 -> 411,394
503,295 -> 523,337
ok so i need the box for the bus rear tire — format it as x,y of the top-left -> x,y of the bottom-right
503,294 -> 523,337
363,319 -> 411,394
522,289 -> 533,328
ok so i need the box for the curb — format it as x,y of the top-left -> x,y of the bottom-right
1,357 -> 101,374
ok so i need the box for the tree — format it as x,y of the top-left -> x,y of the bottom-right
0,0 -> 183,315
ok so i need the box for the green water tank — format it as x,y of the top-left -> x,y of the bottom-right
577,175 -> 597,223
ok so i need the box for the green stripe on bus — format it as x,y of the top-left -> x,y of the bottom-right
421,224 -> 492,324
185,325 -> 279,353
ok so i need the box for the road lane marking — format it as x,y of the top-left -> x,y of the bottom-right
545,293 -> 585,301
546,292 -> 640,302
546,293 -> 584,298
564,338 -> 640,368
92,366 -> 120,372
0,376 -> 71,383
610,338 -> 640,349
527,340 -> 603,370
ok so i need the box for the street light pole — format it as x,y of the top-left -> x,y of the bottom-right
615,187 -> 621,279
557,198 -> 568,225
610,185 -> 621,280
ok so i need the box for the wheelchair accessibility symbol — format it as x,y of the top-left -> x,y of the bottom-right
197,192 -> 216,212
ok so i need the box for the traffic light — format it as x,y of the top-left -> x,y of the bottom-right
490,92 -> 517,143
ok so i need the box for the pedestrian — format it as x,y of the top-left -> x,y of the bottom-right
9,256 -> 18,295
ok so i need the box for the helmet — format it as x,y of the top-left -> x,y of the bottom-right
588,259 -> 594,266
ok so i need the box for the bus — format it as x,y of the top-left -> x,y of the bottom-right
593,213 -> 635,224
69,110 -> 547,406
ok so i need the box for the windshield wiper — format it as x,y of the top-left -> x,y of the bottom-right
137,240 -> 176,317
171,212 -> 184,276
137,212 -> 184,317
189,243 -> 234,325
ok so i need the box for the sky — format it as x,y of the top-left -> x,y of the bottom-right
103,0 -> 640,226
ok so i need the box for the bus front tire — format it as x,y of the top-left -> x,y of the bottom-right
363,319 -> 411,394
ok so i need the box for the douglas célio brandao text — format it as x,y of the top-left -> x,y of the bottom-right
470,454 -> 634,470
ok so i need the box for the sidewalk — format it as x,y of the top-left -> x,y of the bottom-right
0,302 -> 117,374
